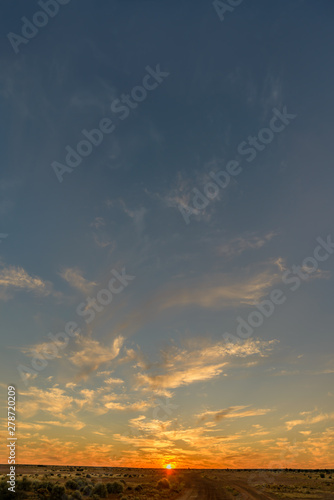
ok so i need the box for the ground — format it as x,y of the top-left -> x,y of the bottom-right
0,465 -> 333,499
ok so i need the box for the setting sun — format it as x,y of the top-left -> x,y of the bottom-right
165,464 -> 173,469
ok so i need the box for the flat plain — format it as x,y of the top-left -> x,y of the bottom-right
0,465 -> 333,499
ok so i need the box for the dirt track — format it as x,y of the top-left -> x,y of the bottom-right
178,472 -> 275,500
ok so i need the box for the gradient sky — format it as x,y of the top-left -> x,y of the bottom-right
0,0 -> 334,468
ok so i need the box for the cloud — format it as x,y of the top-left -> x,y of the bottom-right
19,387 -> 74,419
38,420 -> 86,430
105,377 -> 124,385
196,406 -> 272,423
93,232 -> 114,249
154,170 -> 222,224
15,436 -> 115,466
155,270 -> 280,309
65,382 -> 77,389
112,261 -> 287,343
21,341 -> 62,359
68,335 -> 124,375
286,411 -> 334,430
0,264 -> 53,301
106,199 -> 147,235
123,206 -> 147,235
89,217 -> 114,249
129,416 -> 172,433
113,263 -> 284,341
218,231 -> 277,258
150,261 -> 284,313
135,338 -> 277,395
104,400 -> 152,412
16,422 -> 45,431
90,217 -> 105,229
60,267 -> 97,294
136,362 -> 226,395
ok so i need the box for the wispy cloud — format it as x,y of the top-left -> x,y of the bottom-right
60,267 -> 97,294
0,264 -> 53,301
286,410 -> 334,430
107,199 -> 148,235
114,261 -> 285,339
90,217 -> 114,248
68,335 -> 124,376
218,231 -> 277,258
196,406 -> 272,423
152,263 -> 283,311
104,400 -> 152,411
135,338 -> 277,396
105,377 -> 124,385
19,387 -> 74,419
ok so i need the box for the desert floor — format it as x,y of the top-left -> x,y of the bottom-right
0,465 -> 333,499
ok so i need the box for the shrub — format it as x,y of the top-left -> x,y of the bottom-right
83,485 -> 92,496
86,474 -> 91,478
70,491 -> 82,500
51,485 -> 66,500
320,473 -> 325,478
34,481 -> 53,492
92,483 -> 107,498
106,481 -> 123,494
75,479 -> 87,491
157,478 -> 170,489
17,477 -> 33,491
36,488 -> 50,499
66,479 -> 79,490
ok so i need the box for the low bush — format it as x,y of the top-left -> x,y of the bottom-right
36,488 -> 51,499
34,481 -> 53,492
106,481 -> 123,494
157,478 -> 170,489
17,477 -> 33,491
70,491 -> 82,500
92,483 -> 107,498
66,479 -> 79,490
50,485 -> 66,500
83,485 -> 92,496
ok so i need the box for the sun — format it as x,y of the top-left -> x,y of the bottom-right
165,464 -> 173,469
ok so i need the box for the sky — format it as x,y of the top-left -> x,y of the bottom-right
0,0 -> 334,469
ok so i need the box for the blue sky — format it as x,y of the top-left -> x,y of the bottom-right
0,0 -> 334,468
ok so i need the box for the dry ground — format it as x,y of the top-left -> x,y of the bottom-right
0,465 -> 333,499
